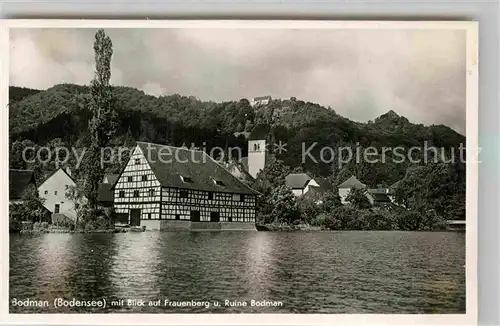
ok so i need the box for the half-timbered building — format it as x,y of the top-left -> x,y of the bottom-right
111,142 -> 259,231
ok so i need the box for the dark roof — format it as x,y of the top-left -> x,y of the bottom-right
303,185 -> 327,198
98,183 -> 114,203
248,123 -> 271,140
104,174 -> 119,185
131,142 -> 258,195
285,173 -> 312,189
313,177 -> 334,191
253,95 -> 272,101
338,175 -> 366,189
9,169 -> 36,200
368,190 -> 391,202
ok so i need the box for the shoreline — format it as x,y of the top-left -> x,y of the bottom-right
10,225 -> 465,235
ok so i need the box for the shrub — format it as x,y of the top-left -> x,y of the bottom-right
311,213 -> 330,227
297,196 -> 320,224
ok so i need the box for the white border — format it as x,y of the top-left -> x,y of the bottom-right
0,19 -> 478,326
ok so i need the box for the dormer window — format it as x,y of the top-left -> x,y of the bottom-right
213,179 -> 225,186
180,176 -> 193,183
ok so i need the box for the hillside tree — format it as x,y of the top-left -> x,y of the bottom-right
82,29 -> 118,214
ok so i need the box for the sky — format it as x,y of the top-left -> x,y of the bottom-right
10,27 -> 466,134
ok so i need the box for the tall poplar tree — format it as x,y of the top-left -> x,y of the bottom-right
83,29 -> 117,213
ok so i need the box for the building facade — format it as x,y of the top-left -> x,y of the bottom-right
250,95 -> 272,107
112,142 -> 259,231
38,168 -> 81,221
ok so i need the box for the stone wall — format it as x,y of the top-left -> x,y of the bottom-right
141,219 -> 256,231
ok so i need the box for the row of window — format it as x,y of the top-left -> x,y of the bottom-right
119,189 -> 156,198
144,211 -> 242,222
117,189 -> 247,202
126,175 -> 150,182
43,185 -> 70,196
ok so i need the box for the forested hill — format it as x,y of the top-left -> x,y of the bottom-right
9,83 -> 465,189
9,86 -> 41,103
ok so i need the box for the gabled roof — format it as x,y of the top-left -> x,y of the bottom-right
9,169 -> 36,200
337,175 -> 366,189
98,183 -> 113,203
133,142 -> 258,195
103,174 -> 119,185
285,173 -> 312,189
38,167 -> 77,188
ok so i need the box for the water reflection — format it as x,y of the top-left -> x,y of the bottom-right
9,231 -> 466,314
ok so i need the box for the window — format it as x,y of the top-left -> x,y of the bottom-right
208,192 -> 214,200
119,190 -> 125,198
180,176 -> 192,183
148,213 -> 151,220
127,176 -> 133,182
149,189 -> 155,197
44,190 -> 48,195
142,175 -> 148,181
133,190 -> 139,197
254,143 -> 258,151
135,158 -> 141,165
65,185 -> 69,190
54,191 -> 58,195
54,204 -> 60,213
179,190 -> 188,198
213,179 -> 225,186
240,194 -> 245,202
175,214 -> 180,220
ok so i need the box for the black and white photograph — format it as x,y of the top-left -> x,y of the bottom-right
2,20 -> 477,324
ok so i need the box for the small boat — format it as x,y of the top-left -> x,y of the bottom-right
130,226 -> 145,232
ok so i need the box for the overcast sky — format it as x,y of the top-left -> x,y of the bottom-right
10,28 -> 466,134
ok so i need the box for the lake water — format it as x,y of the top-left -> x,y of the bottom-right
9,231 -> 466,314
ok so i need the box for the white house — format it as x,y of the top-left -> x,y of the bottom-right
38,168 -> 82,221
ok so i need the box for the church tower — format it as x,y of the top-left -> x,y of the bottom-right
248,139 -> 266,179
247,124 -> 271,179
